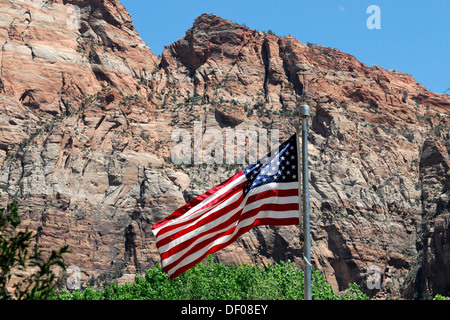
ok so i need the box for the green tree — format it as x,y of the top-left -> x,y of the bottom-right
433,294 -> 450,300
0,203 -> 69,300
57,256 -> 368,300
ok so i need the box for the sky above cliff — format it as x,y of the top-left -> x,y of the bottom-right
120,0 -> 450,94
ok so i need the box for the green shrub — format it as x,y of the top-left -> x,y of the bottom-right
56,256 -> 368,300
433,294 -> 450,300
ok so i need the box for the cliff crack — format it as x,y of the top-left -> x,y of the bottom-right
279,39 -> 304,97
124,223 -> 141,273
261,40 -> 270,102
0,41 -> 6,92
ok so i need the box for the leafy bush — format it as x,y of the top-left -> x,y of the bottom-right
0,203 -> 69,300
57,256 -> 368,300
433,294 -> 450,300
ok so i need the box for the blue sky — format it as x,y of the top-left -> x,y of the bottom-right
120,0 -> 450,94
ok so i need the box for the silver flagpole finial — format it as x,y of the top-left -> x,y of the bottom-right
299,105 -> 310,118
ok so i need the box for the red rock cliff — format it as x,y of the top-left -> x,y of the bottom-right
0,3 -> 449,298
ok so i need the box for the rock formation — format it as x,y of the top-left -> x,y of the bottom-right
0,1 -> 449,298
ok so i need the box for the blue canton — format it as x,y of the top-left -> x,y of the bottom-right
242,134 -> 298,195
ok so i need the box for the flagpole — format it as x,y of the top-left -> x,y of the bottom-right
298,105 -> 311,300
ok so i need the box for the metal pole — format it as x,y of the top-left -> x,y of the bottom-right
299,105 -> 311,300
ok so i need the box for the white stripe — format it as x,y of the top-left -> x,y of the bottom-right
242,195 -> 298,214
159,197 -> 298,266
156,184 -> 246,245
160,198 -> 247,268
152,173 -> 247,236
251,209 -> 299,221
166,208 -> 299,277
158,190 -> 245,253
246,181 -> 299,197
158,183 -> 297,255
160,187 -> 299,270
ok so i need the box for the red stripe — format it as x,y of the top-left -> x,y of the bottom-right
253,217 -> 300,225
152,171 -> 245,232
157,190 -> 245,250
160,201 -> 245,261
162,200 -> 299,275
157,188 -> 298,253
241,202 -> 299,220
246,188 -> 298,203
155,179 -> 248,240
167,215 -> 299,279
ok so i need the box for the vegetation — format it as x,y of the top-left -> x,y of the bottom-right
0,203 -> 69,300
56,256 -> 368,300
433,294 -> 450,300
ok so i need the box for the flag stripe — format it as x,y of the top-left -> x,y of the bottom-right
157,183 -> 298,253
155,183 -> 246,247
157,190 -> 245,250
160,184 -> 299,277
165,209 -> 300,279
152,171 -> 246,235
159,193 -> 299,264
156,186 -> 298,251
162,202 -> 299,273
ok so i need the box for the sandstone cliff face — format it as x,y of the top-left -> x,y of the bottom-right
0,2 -> 449,298
402,139 -> 450,298
0,0 -> 164,276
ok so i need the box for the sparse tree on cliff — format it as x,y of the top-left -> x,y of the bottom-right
0,203 -> 69,300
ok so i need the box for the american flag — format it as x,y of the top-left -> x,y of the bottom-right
152,134 -> 300,279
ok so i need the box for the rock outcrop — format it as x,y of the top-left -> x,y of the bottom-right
0,2 -> 449,298
402,139 -> 450,298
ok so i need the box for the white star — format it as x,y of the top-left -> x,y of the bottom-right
287,170 -> 291,175
292,174 -> 297,179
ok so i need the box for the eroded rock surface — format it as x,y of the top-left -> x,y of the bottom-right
0,3 -> 449,298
